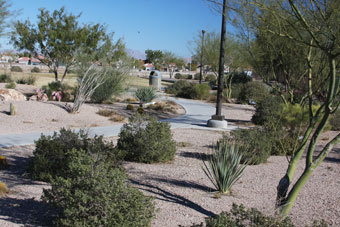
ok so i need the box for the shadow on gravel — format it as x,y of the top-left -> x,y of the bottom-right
161,115 -> 209,127
0,197 -> 53,226
179,151 -> 211,161
130,179 -> 215,217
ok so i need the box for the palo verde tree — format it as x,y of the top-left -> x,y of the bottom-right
11,7 -> 106,81
228,0 -> 340,218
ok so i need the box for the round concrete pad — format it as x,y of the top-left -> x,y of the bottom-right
207,119 -> 228,128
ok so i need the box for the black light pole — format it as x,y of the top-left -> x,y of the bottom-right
207,0 -> 227,127
199,30 -> 205,84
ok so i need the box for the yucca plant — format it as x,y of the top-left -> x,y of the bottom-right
202,140 -> 247,194
134,87 -> 157,106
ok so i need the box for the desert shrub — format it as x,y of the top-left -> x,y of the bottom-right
166,80 -> 191,96
238,81 -> 270,104
134,87 -> 157,105
16,75 -> 36,85
48,69 -> 54,73
117,114 -> 176,163
109,114 -> 125,122
202,140 -> 247,194
229,83 -> 244,99
0,182 -> 8,196
229,128 -> 272,165
42,149 -> 154,227
5,81 -> 16,89
330,109 -> 340,130
28,128 -> 122,182
252,95 -> 284,125
31,67 -> 41,73
90,68 -> 127,103
0,155 -> 8,169
194,73 -> 201,80
229,72 -> 252,84
97,109 -> 116,117
174,73 -> 183,79
192,83 -> 210,100
137,106 -> 145,114
189,203 -> 295,227
0,74 -> 12,83
42,81 -> 73,102
205,74 -> 216,82
125,97 -> 137,103
126,104 -> 135,111
187,74 -> 193,79
11,66 -> 23,72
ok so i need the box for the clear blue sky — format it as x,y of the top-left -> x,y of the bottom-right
1,0 -> 228,58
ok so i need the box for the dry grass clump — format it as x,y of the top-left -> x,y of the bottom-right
125,97 -> 137,103
0,155 -> 8,169
109,114 -> 126,122
97,109 -> 117,117
148,101 -> 177,113
0,182 -> 8,196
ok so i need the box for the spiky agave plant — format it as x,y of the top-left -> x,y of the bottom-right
134,87 -> 157,106
202,140 -> 247,194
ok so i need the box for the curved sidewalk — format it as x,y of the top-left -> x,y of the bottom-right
0,97 -> 237,148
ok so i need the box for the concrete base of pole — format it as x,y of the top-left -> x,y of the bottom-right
207,119 -> 228,128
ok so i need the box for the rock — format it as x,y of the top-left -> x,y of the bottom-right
29,95 -> 38,101
0,89 -> 27,101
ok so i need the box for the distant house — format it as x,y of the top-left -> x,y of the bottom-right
144,63 -> 155,71
17,57 -> 42,65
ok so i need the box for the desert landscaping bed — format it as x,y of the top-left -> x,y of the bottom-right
0,128 -> 339,226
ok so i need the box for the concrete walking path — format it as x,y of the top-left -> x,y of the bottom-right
0,97 -> 237,148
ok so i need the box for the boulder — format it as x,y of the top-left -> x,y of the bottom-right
0,89 -> 26,101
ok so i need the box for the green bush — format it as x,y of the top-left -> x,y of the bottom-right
166,80 -> 192,96
31,67 -> 41,73
42,81 -> 73,102
205,74 -> 216,82
28,128 -> 122,182
16,75 -> 36,85
175,73 -> 183,79
90,68 -> 127,103
134,87 -> 157,104
11,66 -> 23,72
194,73 -> 201,80
0,74 -> 12,83
229,128 -> 272,165
126,104 -> 135,111
117,114 -> 176,163
189,203 -> 295,227
192,83 -> 210,100
5,82 -> 16,89
42,149 -> 154,227
252,95 -> 284,126
238,81 -> 270,104
202,141 -> 247,194
229,72 -> 252,84
330,109 -> 340,130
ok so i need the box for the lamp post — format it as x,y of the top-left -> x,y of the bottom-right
199,29 -> 205,84
207,0 -> 228,128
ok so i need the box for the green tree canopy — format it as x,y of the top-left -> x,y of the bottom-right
11,7 -> 107,81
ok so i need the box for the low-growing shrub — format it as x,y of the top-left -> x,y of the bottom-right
166,80 -> 191,96
126,104 -> 135,111
194,73 -> 201,80
31,67 -> 41,73
0,74 -> 12,83
16,75 -> 36,85
229,128 -> 272,165
189,203 -> 295,227
11,66 -> 23,72
202,141 -> 247,194
117,114 -> 176,163
28,128 -> 122,182
193,83 -> 210,100
90,68 -> 127,103
137,106 -> 145,114
97,109 -> 116,117
42,149 -> 155,227
134,87 -> 157,105
205,74 -> 216,82
238,81 -> 270,104
0,182 -> 8,196
42,81 -> 73,102
174,73 -> 183,79
109,114 -> 125,122
5,81 -> 16,89
252,95 -> 284,126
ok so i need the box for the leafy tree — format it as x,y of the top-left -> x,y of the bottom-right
162,50 -> 185,78
0,0 -> 13,38
145,49 -> 163,69
228,0 -> 340,217
11,7 -> 106,81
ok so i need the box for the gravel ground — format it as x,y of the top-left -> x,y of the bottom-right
0,128 -> 339,226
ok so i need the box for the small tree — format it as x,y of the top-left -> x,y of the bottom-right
11,7 -> 106,81
162,50 -> 185,78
